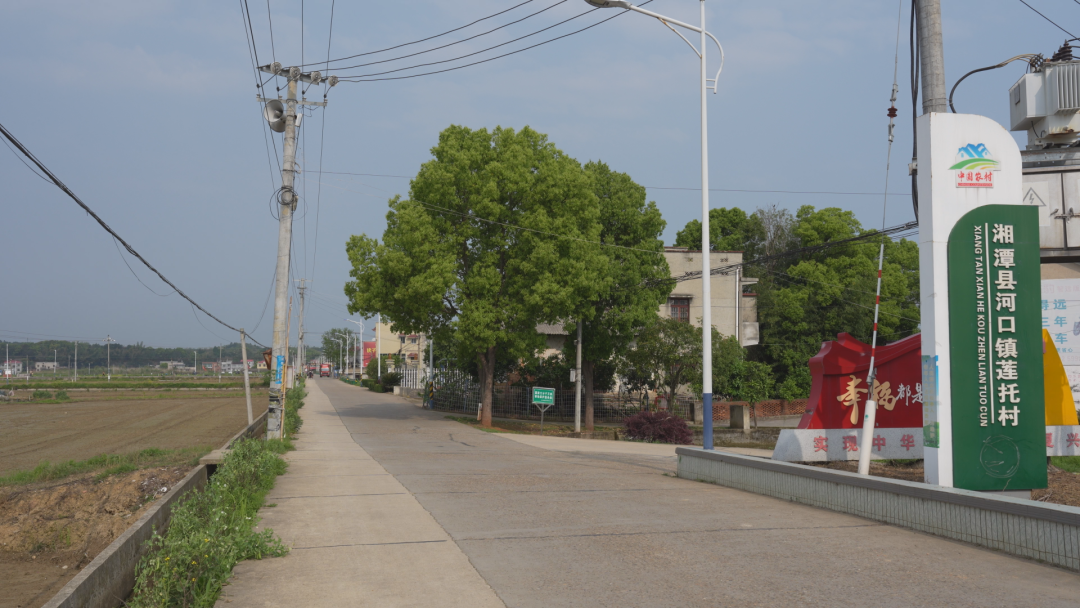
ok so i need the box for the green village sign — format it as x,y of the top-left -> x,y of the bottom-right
947,206 -> 1046,490
917,112 -> 1048,491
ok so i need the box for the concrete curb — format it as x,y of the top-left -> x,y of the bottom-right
41,410 -> 269,608
41,465 -> 209,608
677,447 -> 1080,570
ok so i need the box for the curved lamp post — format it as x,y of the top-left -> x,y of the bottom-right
344,319 -> 365,376
584,0 -> 725,449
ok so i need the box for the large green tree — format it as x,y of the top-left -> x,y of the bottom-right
617,316 -> 701,410
345,125 -> 604,426
564,161 -> 670,431
674,207 -> 766,254
321,328 -> 354,370
754,206 -> 920,396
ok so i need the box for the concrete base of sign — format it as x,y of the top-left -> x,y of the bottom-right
775,425 -> 1080,462
772,428 -> 923,462
729,405 -> 751,432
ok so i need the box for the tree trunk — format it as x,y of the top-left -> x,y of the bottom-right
478,345 -> 496,427
583,359 -> 595,432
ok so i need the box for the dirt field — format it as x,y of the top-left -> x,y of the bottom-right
0,391 -> 264,607
1,393 -> 265,476
0,467 -> 191,608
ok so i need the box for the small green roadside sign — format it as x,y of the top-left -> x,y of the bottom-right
531,387 -> 555,406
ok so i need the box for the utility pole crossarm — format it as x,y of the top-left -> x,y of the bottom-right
257,63 -> 339,87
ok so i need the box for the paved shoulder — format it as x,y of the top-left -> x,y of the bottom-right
216,380 -> 504,608
495,432 -> 773,459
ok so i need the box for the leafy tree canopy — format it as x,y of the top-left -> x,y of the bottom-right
674,207 -> 766,255
345,125 -> 606,426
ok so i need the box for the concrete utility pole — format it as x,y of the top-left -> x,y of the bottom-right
241,329 -> 253,425
297,279 -> 307,375
73,342 -> 77,381
917,0 -> 947,114
257,63 -> 335,438
575,321 -> 583,434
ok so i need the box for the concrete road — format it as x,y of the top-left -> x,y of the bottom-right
236,379 -> 1080,607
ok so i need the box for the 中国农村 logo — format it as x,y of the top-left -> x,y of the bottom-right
950,143 -> 999,188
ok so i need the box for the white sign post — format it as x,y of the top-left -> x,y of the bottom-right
917,112 -> 1024,488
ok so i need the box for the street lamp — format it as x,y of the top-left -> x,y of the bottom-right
331,337 -> 343,377
344,319 -> 365,377
103,335 -> 116,382
583,0 -> 724,449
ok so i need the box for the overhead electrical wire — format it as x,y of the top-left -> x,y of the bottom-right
1017,0 -> 1077,38
948,54 -> 1040,113
0,121 -> 267,349
324,0 -> 568,72
337,1 -> 655,83
310,0 -> 336,282
239,0 -> 279,187
300,0 -> 540,67
336,2 -> 602,79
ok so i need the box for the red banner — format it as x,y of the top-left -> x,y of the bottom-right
362,341 -> 376,368
798,333 -> 923,430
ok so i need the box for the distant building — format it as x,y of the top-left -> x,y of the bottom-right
661,247 -> 758,346
35,361 -> 58,371
3,360 -> 23,375
536,248 -> 760,355
256,360 -> 268,371
372,320 -> 428,371
159,360 -> 186,370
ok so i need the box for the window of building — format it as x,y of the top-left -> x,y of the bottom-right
669,297 -> 690,322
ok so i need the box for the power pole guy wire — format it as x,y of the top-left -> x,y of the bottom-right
0,121 -> 267,349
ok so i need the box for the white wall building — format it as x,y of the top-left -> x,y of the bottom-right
537,248 -> 759,356
661,247 -> 758,345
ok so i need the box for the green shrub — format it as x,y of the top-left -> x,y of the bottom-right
55,390 -> 70,401
373,384 -> 385,393
284,384 -> 306,437
130,439 -> 289,607
33,390 -> 53,400
380,372 -> 402,387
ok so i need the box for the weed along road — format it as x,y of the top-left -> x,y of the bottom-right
219,378 -> 1079,607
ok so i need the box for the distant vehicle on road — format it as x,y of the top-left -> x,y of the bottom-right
319,363 -> 331,377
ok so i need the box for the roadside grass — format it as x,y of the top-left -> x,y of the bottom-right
129,438 -> 289,608
284,383 -> 306,439
128,379 -> 305,607
1051,456 -> 1080,473
0,446 -> 211,487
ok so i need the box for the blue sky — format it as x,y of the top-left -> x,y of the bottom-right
1,0 -> 1074,348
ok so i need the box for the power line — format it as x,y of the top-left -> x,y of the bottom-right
0,121 -> 267,349
301,0 -> 540,67
324,1 -> 568,72
1017,0 -> 1077,38
338,1 -> 654,83
337,2 -> 599,79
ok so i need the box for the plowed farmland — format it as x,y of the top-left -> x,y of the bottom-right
0,392 -> 263,476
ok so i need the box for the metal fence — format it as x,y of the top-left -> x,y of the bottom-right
400,367 -> 428,389
430,369 -> 694,423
